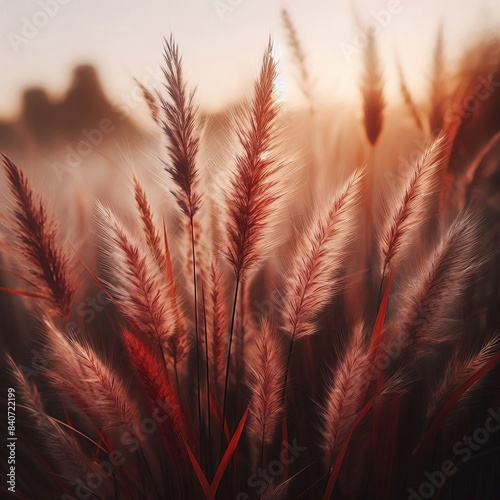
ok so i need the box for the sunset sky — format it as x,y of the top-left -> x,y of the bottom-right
1,0 -> 500,118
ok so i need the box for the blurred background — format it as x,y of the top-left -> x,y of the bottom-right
2,0 -> 500,231
2,0 -> 500,115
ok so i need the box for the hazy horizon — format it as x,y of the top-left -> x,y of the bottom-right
2,0 -> 500,120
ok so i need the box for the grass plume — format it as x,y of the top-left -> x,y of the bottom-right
2,154 -> 75,317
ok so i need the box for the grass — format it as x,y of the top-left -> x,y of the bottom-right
1,14 -> 500,500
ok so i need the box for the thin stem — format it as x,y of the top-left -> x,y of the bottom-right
365,263 -> 388,498
138,446 -> 160,499
112,471 -> 120,500
279,332 -> 295,466
281,334 -> 295,402
173,360 -> 181,397
158,343 -> 169,380
259,425 -> 266,470
377,262 -> 388,309
220,276 -> 240,460
190,217 -> 202,452
201,282 -> 212,478
236,283 -> 245,405
135,454 -> 147,498
295,471 -> 329,500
